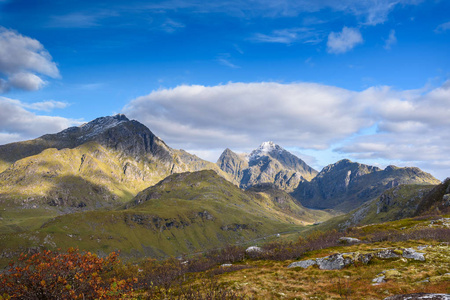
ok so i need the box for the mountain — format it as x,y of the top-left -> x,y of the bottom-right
292,159 -> 440,212
0,170 -> 333,263
0,115 -> 228,212
415,178 -> 450,216
323,184 -> 437,231
217,141 -> 318,192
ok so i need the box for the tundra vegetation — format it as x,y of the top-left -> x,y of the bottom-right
1,214 -> 449,299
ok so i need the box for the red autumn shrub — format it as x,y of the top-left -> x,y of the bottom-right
0,248 -> 135,299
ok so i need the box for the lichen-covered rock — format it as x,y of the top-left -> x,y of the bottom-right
287,259 -> 317,269
375,249 -> 402,259
402,248 -> 425,261
316,253 -> 354,270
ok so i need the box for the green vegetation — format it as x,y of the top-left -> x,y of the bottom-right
0,170 -> 333,267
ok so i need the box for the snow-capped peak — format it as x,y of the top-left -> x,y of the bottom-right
56,114 -> 130,140
249,141 -> 284,161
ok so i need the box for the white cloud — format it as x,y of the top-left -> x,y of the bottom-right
25,100 -> 69,112
252,28 -> 323,44
327,26 -> 363,54
216,53 -> 240,69
0,28 -> 60,92
123,80 -> 449,180
47,11 -> 118,28
384,29 -> 397,49
435,21 -> 450,33
0,97 -> 80,145
122,82 -> 371,151
8,72 -> 46,91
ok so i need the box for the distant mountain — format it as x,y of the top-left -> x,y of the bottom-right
327,184 -> 437,230
0,115 -> 228,211
292,159 -> 440,212
217,142 -> 318,192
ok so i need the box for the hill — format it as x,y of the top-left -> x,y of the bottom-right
0,170 -> 333,265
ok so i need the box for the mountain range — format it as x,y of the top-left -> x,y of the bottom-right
0,114 -> 444,262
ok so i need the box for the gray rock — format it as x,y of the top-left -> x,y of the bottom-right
375,249 -> 401,259
316,253 -> 353,270
383,293 -> 450,300
417,245 -> 430,250
339,237 -> 361,244
221,264 -> 232,267
358,253 -> 373,264
402,248 -> 425,261
372,275 -> 386,285
287,259 -> 317,269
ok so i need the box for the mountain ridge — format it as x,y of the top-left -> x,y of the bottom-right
292,159 -> 440,212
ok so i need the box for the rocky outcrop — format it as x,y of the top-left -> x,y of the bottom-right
217,142 -> 318,192
292,159 -> 440,212
287,247 -> 426,270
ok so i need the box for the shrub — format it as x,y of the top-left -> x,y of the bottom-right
0,248 -> 135,299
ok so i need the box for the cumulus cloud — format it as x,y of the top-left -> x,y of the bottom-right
327,26 -> 363,54
336,81 -> 450,180
0,28 -> 60,92
123,80 -> 449,180
123,82 -> 371,151
384,29 -> 397,49
0,97 -> 78,145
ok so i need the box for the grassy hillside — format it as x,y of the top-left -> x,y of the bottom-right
0,170 -> 333,267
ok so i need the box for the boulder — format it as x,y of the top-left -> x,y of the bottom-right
316,253 -> 354,270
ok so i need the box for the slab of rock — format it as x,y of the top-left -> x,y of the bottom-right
383,293 -> 450,300
287,259 -> 317,269
402,248 -> 425,261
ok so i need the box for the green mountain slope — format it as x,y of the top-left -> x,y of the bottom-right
317,184 -> 437,232
0,115 -> 229,213
0,170 -> 333,264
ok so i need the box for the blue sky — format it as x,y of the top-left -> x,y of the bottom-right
0,0 -> 449,179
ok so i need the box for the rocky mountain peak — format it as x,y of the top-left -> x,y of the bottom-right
249,141 -> 283,161
58,114 -> 131,142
